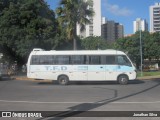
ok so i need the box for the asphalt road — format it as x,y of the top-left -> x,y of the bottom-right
0,78 -> 160,120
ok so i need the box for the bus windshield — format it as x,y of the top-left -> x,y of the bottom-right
117,55 -> 132,67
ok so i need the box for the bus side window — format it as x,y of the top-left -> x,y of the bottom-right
106,55 -> 116,65
39,56 -> 46,64
55,56 -> 70,65
89,56 -> 100,65
101,56 -> 106,64
31,55 -> 39,65
44,55 -> 54,65
71,55 -> 85,64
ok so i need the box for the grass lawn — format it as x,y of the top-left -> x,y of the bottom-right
137,71 -> 160,77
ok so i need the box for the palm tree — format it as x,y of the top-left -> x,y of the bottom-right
56,0 -> 94,50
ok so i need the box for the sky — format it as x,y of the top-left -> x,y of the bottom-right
45,0 -> 160,35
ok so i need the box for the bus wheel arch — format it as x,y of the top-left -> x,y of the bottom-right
57,75 -> 69,85
117,74 -> 129,85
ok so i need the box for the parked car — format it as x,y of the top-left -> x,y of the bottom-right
0,63 -> 9,80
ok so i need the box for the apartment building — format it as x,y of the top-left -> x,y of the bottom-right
150,3 -> 160,32
133,18 -> 148,33
101,20 -> 124,43
77,0 -> 101,38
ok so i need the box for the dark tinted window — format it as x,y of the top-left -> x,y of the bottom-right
101,56 -> 106,64
31,55 -> 131,66
106,55 -> 116,65
31,55 -> 55,65
31,55 -> 40,65
31,55 -> 69,65
55,56 -> 70,65
71,55 -> 85,64
39,55 -> 54,65
89,56 -> 100,64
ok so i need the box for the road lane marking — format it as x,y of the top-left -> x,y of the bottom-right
113,101 -> 160,104
0,100 -> 93,104
0,99 -> 160,104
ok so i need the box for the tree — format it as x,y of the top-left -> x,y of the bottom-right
56,0 -> 94,50
150,32 -> 160,61
114,34 -> 141,68
114,31 -> 160,69
0,0 -> 58,64
81,36 -> 109,50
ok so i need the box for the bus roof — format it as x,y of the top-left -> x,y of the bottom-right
31,48 -> 126,55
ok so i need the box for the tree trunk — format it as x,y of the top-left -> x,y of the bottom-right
73,25 -> 77,50
73,38 -> 77,50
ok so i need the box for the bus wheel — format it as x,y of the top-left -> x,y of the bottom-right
118,75 -> 128,85
58,75 -> 69,85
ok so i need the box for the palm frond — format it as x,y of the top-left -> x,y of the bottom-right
56,0 -> 94,49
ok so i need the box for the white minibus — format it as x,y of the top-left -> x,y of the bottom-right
27,48 -> 137,85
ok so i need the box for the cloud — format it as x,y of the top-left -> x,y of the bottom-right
103,0 -> 133,16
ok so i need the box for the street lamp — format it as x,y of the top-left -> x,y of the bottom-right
139,29 -> 143,76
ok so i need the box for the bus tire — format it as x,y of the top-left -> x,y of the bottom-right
118,75 -> 128,85
58,75 -> 69,85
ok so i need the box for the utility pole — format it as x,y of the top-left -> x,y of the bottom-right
139,29 -> 143,76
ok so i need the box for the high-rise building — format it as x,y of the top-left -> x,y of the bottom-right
77,0 -> 101,38
101,20 -> 124,43
150,3 -> 160,33
133,18 -> 148,33
102,17 -> 107,24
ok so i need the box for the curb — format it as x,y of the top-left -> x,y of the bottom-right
137,75 -> 160,80
12,76 -> 52,82
11,76 -> 36,82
